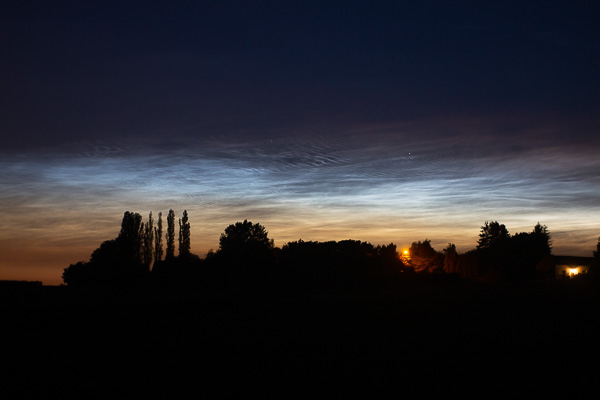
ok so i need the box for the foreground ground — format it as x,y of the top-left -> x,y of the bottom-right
2,277 -> 599,398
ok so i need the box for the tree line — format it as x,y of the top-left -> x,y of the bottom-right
408,221 -> 553,280
62,211 -> 597,290
62,210 -> 193,287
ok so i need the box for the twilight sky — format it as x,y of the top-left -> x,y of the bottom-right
2,1 -> 600,284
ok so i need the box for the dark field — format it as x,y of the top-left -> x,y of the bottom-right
2,278 -> 599,398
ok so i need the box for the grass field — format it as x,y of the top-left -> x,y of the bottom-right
2,277 -> 599,398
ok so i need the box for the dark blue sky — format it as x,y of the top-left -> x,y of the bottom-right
2,1 -> 600,283
2,1 -> 599,147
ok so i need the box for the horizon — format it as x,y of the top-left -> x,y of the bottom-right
2,2 -> 599,285
1,198 -> 596,285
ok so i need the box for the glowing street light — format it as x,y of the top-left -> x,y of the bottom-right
401,249 -> 410,262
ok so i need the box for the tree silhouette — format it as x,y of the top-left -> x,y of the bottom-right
62,261 -> 92,287
62,211 -> 148,287
509,231 -> 550,279
408,239 -> 443,273
151,210 -> 201,283
473,222 -> 553,280
218,219 -> 273,255
216,219 -> 275,270
477,221 -> 509,249
143,211 -> 154,268
278,239 -> 409,293
154,211 -> 163,263
61,209 -> 565,289
443,243 -> 459,274
166,209 -> 176,260
179,210 -> 191,258
375,243 -> 399,261
117,211 -> 144,264
212,220 -> 275,292
532,222 -> 552,254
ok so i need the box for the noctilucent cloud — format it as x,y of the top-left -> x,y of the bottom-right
1,2 -> 599,283
2,124 -> 599,284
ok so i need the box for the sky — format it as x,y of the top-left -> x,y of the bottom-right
1,1 -> 600,284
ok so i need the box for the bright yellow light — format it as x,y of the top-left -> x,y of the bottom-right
403,250 -> 409,255
568,268 -> 579,276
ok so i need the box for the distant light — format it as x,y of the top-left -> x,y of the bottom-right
568,268 -> 579,276
403,250 -> 409,255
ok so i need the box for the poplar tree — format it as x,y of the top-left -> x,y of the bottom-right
178,210 -> 191,258
119,211 -> 144,264
166,209 -> 176,260
143,211 -> 154,268
154,212 -> 163,262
